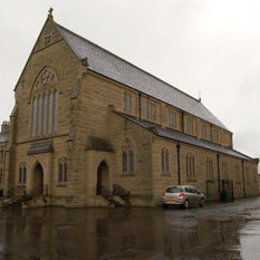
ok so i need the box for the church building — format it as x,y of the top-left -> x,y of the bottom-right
1,10 -> 259,207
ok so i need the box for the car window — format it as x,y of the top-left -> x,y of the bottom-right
192,188 -> 201,194
166,187 -> 183,193
184,187 -> 193,193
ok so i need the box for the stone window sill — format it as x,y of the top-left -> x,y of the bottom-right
17,184 -> 26,187
186,179 -> 197,183
56,183 -> 67,187
161,173 -> 170,177
121,173 -> 135,177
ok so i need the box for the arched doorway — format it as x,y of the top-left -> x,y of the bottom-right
33,163 -> 44,196
96,161 -> 109,195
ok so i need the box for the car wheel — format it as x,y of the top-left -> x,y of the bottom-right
199,198 -> 204,207
184,200 -> 190,209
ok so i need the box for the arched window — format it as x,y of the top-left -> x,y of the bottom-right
42,94 -> 47,135
23,167 -> 27,183
122,138 -> 135,174
235,164 -> 241,183
58,163 -> 63,182
186,154 -> 195,179
31,97 -> 37,136
19,167 -> 23,183
58,157 -> 68,183
161,148 -> 169,173
0,168 -> 3,183
122,152 -> 127,173
64,162 -> 68,182
206,158 -> 213,180
53,91 -> 58,133
31,68 -> 59,137
48,92 -> 53,134
18,162 -> 27,184
222,161 -> 228,180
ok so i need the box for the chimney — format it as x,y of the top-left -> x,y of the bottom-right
1,121 -> 10,133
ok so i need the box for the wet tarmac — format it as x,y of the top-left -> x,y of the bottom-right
1,197 -> 260,260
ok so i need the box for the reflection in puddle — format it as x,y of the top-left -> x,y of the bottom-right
0,200 -> 260,260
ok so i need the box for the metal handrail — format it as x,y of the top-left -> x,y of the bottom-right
113,184 -> 131,203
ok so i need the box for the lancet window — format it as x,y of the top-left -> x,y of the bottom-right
31,67 -> 59,137
18,162 -> 27,184
206,158 -> 213,180
186,154 -> 195,179
122,138 -> 135,174
161,148 -> 169,172
58,157 -> 68,183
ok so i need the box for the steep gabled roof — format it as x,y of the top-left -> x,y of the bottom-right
55,22 -> 228,130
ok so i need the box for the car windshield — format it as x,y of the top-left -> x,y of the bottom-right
166,187 -> 183,193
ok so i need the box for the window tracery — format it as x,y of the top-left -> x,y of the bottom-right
31,67 -> 58,137
58,157 -> 67,183
18,162 -> 27,184
186,154 -> 195,179
122,138 -> 135,174
161,148 -> 169,173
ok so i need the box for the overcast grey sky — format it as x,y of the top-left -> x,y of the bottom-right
0,0 -> 260,158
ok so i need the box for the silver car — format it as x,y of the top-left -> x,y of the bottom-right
161,185 -> 204,209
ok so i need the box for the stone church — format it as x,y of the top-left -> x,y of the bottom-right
0,10 -> 259,207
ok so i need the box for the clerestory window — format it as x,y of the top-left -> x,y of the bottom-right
168,110 -> 177,128
146,101 -> 156,121
31,68 -> 59,137
123,92 -> 132,112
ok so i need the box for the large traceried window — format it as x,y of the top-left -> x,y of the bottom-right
31,67 -> 59,137
122,138 -> 135,174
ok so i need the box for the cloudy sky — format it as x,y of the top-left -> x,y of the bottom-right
0,0 -> 260,158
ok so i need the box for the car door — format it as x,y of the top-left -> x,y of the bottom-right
185,187 -> 195,205
192,187 -> 201,204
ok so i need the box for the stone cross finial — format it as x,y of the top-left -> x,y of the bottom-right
48,7 -> 54,18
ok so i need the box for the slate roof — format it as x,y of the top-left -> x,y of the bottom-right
55,23 -> 228,131
117,112 -> 253,161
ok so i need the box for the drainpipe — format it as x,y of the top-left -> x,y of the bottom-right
177,143 -> 181,185
242,159 -> 246,198
217,154 -> 221,198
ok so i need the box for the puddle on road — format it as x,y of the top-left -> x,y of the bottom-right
0,200 -> 260,260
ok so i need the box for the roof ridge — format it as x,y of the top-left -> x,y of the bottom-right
55,22 -> 200,103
